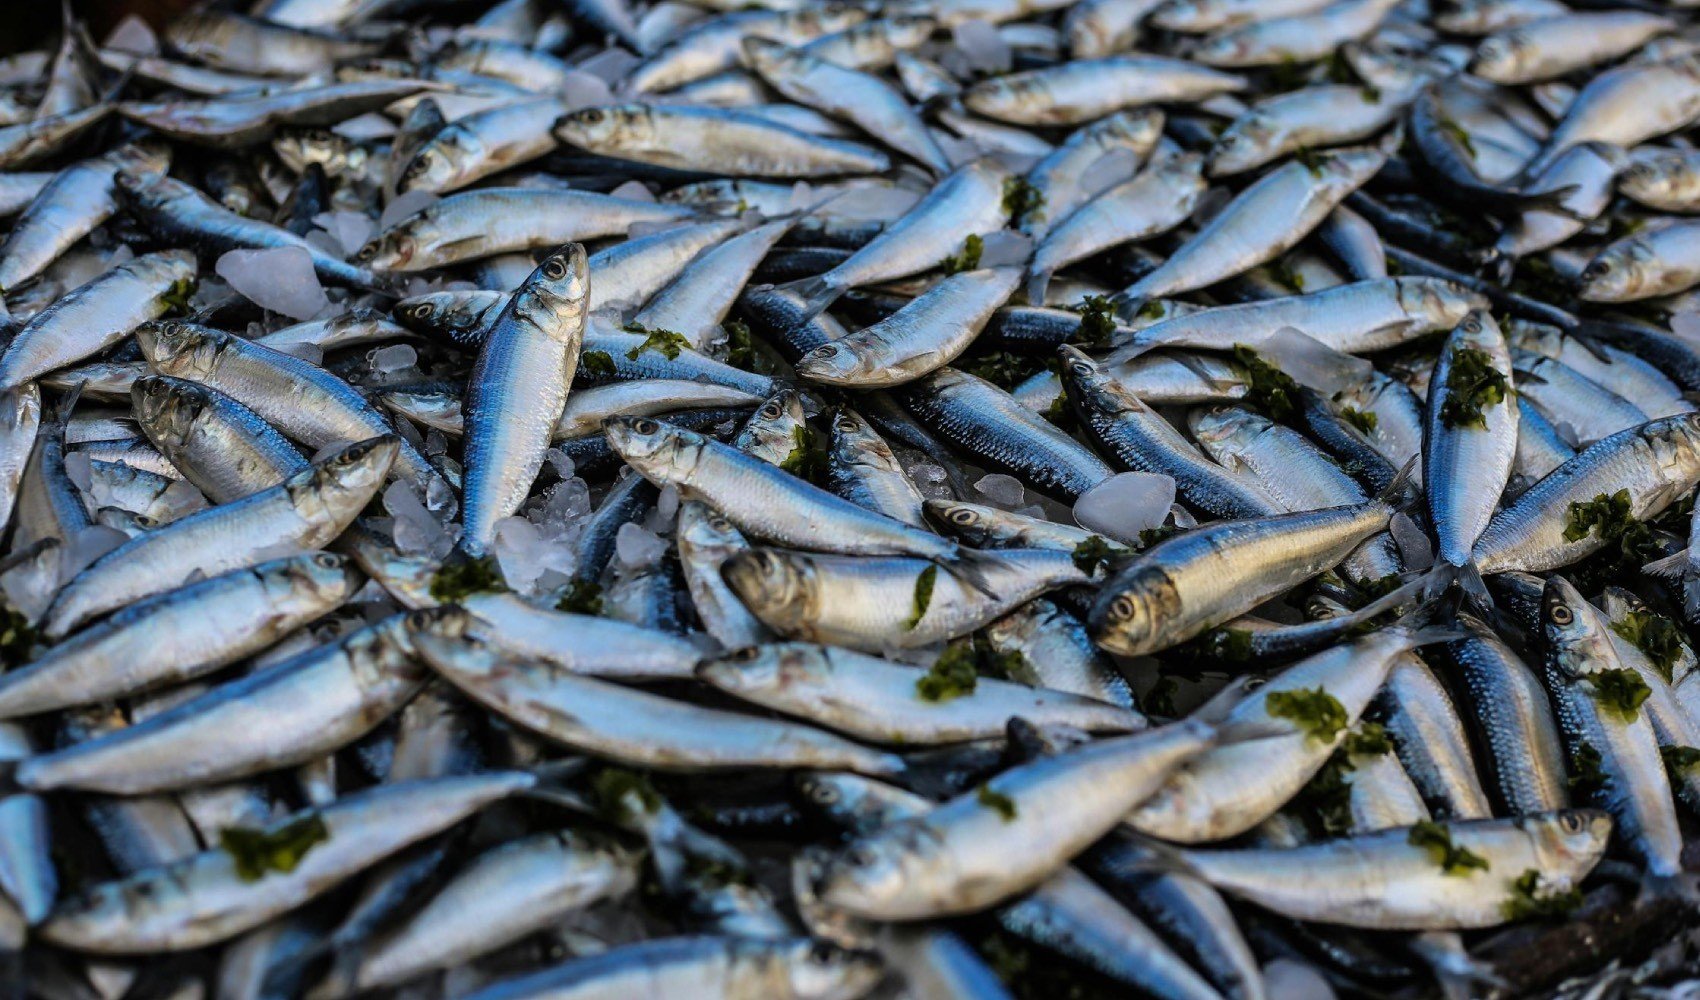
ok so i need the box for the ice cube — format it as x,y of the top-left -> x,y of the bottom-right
305,229 -> 346,260
1674,312 -> 1700,353
379,190 -> 438,232
369,344 -> 418,375
615,522 -> 666,568
384,480 -> 451,558
952,20 -> 1012,74
1074,472 -> 1176,545
493,517 -> 546,593
104,15 -> 159,54
974,473 -> 1026,509
544,448 -> 576,480
1389,513 -> 1434,571
610,180 -> 655,203
214,248 -> 331,322
578,49 -> 640,84
63,452 -> 92,492
61,525 -> 130,581
333,114 -> 396,140
1254,327 -> 1373,394
978,231 -> 1034,269
315,211 -> 376,258
1265,961 -> 1336,1000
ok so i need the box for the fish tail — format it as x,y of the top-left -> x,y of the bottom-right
1518,183 -> 1584,221
1109,290 -> 1147,324
1024,268 -> 1052,307
1408,932 -> 1508,1000
778,274 -> 843,322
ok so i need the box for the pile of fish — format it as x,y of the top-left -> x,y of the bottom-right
6,0 -> 1700,995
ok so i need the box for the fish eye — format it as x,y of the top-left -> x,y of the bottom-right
542,258 -> 568,280
1110,595 -> 1136,621
1560,812 -> 1584,833
807,781 -> 840,804
406,154 -> 431,176
836,415 -> 857,432
807,941 -> 837,963
1462,318 -> 1481,334
356,243 -> 379,262
578,108 -> 605,124
760,401 -> 782,419
1070,359 -> 1093,375
406,608 -> 439,629
728,646 -> 760,662
406,303 -> 433,320
631,417 -> 660,434
949,508 -> 976,525
314,554 -> 340,569
1548,604 -> 1573,625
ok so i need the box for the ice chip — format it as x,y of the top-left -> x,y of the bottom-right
493,516 -> 547,593
578,49 -> 641,84
369,344 -> 418,375
952,20 -> 1012,74
379,190 -> 439,232
1074,472 -> 1176,545
615,522 -> 666,568
1266,960 -> 1336,1000
316,211 -> 376,257
215,248 -> 331,322
974,473 -> 1026,509
333,113 -> 396,140
104,15 -> 160,54
977,231 -> 1034,269
61,525 -> 131,582
63,452 -> 93,493
1255,327 -> 1374,394
610,180 -> 655,203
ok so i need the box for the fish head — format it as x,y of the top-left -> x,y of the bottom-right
1149,0 -> 1212,32
813,830 -> 933,917
604,415 -> 700,480
1526,807 -> 1614,870
886,15 -> 939,46
1469,32 -> 1530,83
721,548 -> 818,626
1187,404 -> 1264,451
523,243 -> 590,321
130,374 -> 208,447
738,389 -> 807,454
136,320 -> 226,381
795,341 -> 871,385
114,168 -> 172,209
1449,309 -> 1503,354
1094,108 -> 1165,152
298,435 -> 400,517
698,641 -> 821,694
553,104 -> 651,152
1090,563 -> 1180,657
1577,242 -> 1650,302
1540,575 -> 1616,674
1618,153 -> 1688,207
1397,277 -> 1485,332
396,124 -> 478,195
1208,114 -> 1275,176
354,219 -> 416,274
279,551 -> 365,605
926,499 -> 1000,544
109,140 -> 172,178
796,772 -> 902,828
829,408 -> 898,469
1191,32 -> 1252,66
781,939 -> 885,1000
271,128 -> 348,175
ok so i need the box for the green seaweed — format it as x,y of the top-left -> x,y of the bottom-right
917,638 -> 978,701
1501,869 -> 1582,921
556,578 -> 604,616
1588,668 -> 1651,723
977,784 -> 1018,821
220,815 -> 330,882
1408,820 -> 1490,876
941,234 -> 984,274
1232,344 -> 1299,422
580,349 -> 617,377
1439,345 -> 1509,430
1266,686 -> 1349,743
1002,176 -> 1045,226
1610,609 -> 1686,684
429,556 -> 507,602
622,324 -> 691,361
906,564 -> 939,632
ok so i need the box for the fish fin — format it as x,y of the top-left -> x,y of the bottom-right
1373,455 -> 1421,511
1169,350 -> 1239,389
1391,580 -> 1471,643
1640,548 -> 1689,581
1189,676 -> 1257,727
1408,932 -> 1509,1000
1510,366 -> 1549,386
1518,183 -> 1584,221
777,275 -> 843,321
1095,830 -> 1202,879
940,547 -> 1008,598
1109,291 -> 1147,325
1024,268 -> 1052,307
